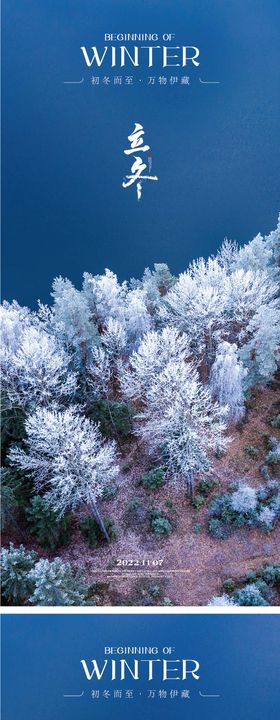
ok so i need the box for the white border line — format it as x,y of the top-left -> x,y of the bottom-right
1,606 -> 279,615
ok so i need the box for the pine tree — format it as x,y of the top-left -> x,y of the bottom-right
27,557 -> 86,606
1,543 -> 37,604
0,469 -> 19,531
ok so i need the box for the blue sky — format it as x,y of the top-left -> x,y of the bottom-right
2,0 -> 280,306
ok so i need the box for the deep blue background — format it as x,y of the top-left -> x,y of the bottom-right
1,614 -> 280,719
2,0 -> 280,307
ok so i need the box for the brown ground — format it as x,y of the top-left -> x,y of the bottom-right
3,387 -> 280,606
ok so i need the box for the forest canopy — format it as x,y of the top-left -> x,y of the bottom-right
1,217 -> 280,606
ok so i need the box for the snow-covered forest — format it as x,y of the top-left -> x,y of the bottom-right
1,218 -> 280,606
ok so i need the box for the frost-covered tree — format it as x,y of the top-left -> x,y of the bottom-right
265,213 -> 280,267
239,303 -> 280,387
1,545 -> 87,606
83,269 -> 127,325
230,484 -> 257,513
88,347 -> 111,397
210,341 -> 247,423
133,263 -> 175,317
160,250 -> 278,376
102,317 -> 127,359
216,238 -> 239,272
51,276 -> 99,367
125,288 -> 152,348
0,303 -> 32,392
121,327 -> 190,402
88,317 -> 128,400
136,360 -> 228,495
208,593 -> 236,606
234,584 -> 268,606
233,233 -> 276,274
146,262 -> 175,294
2,216 -> 280,527
160,259 -> 231,370
9,406 -> 119,541
217,220 -> 280,277
271,489 -> 280,516
228,268 -> 278,340
87,346 -> 126,443
1,303 -> 76,412
0,300 -> 31,350
121,327 -> 228,495
28,558 -> 86,606
1,469 -> 19,531
1,543 -> 37,604
83,270 -> 151,349
258,506 -> 276,530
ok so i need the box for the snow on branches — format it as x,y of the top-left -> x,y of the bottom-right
2,216 -> 280,501
9,406 -> 119,539
121,327 -> 191,402
210,341 -> 247,423
135,359 -> 229,495
1,301 -> 76,411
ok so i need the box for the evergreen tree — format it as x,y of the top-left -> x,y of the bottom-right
1,543 -> 37,604
0,469 -> 19,531
27,557 -> 86,606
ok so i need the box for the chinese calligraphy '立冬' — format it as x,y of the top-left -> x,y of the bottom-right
122,123 -> 158,200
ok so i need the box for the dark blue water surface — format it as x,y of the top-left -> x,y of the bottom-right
2,614 -> 280,719
2,0 -> 280,307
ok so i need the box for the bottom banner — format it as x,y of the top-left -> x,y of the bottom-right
1,614 -> 279,719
